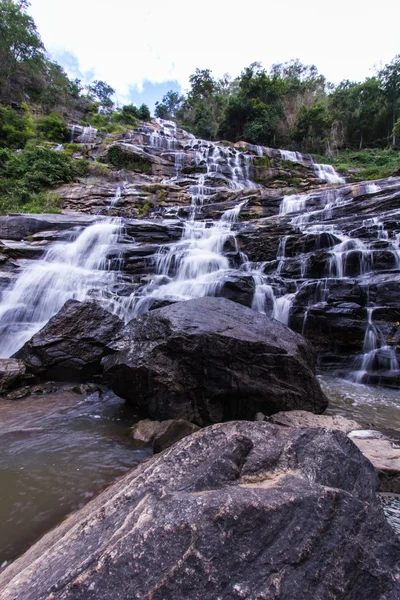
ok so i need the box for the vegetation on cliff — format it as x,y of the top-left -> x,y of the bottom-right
0,0 -> 399,215
156,59 -> 400,158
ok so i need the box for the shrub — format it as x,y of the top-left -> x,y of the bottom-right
0,104 -> 35,149
72,159 -> 90,177
107,145 -> 151,172
37,113 -> 69,142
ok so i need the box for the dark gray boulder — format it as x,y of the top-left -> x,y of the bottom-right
102,296 -> 328,424
0,421 -> 398,600
14,300 -> 123,381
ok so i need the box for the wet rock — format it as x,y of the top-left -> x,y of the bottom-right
102,297 -> 328,425
217,274 -> 255,307
0,214 -> 94,241
0,359 -> 27,394
0,421 -> 398,600
14,300 -> 123,382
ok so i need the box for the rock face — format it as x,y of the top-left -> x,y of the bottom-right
0,359 -> 28,393
0,421 -> 398,600
102,296 -> 328,424
14,300 -> 123,381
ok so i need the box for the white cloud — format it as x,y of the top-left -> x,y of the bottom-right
28,0 -> 400,102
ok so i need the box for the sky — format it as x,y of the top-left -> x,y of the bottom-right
28,0 -> 400,112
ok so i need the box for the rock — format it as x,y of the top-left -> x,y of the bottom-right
217,274 -> 255,308
130,418 -> 201,452
129,419 -> 160,444
0,359 -> 27,394
0,421 -> 398,600
349,431 -> 400,494
268,410 -> 363,433
152,419 -> 201,453
14,300 -> 123,381
102,297 -> 328,425
0,214 -> 94,241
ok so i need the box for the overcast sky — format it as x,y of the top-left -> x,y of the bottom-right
28,0 -> 400,111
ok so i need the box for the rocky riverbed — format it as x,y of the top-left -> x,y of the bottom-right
0,118 -> 399,597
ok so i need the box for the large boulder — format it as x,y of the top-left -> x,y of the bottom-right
14,300 -> 123,381
102,297 -> 328,424
0,421 -> 398,600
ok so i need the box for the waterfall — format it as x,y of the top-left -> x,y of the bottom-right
110,186 -> 122,208
0,219 -> 122,357
313,163 -> 345,184
353,308 -> 400,384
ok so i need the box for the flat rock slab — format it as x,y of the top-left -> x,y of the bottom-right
0,421 -> 398,600
267,410 -> 363,433
350,432 -> 400,494
102,296 -> 329,424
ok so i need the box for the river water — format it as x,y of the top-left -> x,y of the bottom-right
0,388 -> 151,567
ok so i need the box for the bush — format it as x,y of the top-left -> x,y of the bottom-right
37,113 -> 69,142
72,159 -> 90,178
0,143 -> 83,214
107,145 -> 151,172
0,104 -> 35,149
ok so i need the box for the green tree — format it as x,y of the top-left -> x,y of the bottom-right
0,102 -> 35,148
87,80 -> 115,107
378,55 -> 400,146
137,103 -> 151,121
292,101 -> 332,153
0,0 -> 45,102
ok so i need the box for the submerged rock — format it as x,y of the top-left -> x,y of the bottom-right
102,296 -> 328,424
14,300 -> 123,381
0,421 -> 398,600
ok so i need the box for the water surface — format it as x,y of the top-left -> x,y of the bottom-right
0,388 -> 151,567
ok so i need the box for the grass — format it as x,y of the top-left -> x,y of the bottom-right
312,148 -> 400,181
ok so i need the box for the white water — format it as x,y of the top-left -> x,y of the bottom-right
0,219 -> 122,356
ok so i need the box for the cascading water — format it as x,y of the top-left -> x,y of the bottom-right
0,219 -> 122,357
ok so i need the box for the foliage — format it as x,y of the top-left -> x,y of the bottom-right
155,91 -> 182,119
0,142 -> 87,214
315,148 -> 400,181
0,0 -> 45,103
0,102 -> 35,148
37,112 -> 69,142
107,145 -> 151,172
87,80 -> 115,108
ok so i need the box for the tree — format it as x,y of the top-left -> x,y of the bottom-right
87,80 -> 115,107
0,0 -> 45,102
188,69 -> 216,101
137,103 -> 151,121
378,55 -> 400,146
292,101 -> 332,153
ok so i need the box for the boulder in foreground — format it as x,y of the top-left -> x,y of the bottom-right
0,421 -> 398,600
102,297 -> 329,424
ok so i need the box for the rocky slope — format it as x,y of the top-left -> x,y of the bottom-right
0,117 -> 399,388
